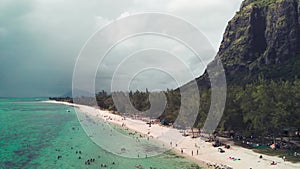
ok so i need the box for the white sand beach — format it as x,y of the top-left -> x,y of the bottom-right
45,100 -> 300,169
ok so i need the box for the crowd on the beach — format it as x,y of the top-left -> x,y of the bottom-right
206,162 -> 233,169
47,101 -> 300,169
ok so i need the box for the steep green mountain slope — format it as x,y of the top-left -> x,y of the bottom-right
197,0 -> 300,86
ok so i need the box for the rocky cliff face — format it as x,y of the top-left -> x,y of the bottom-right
197,0 -> 300,86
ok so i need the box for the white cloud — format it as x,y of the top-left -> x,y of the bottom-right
109,0 -> 243,50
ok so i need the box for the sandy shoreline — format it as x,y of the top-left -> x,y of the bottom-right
44,100 -> 300,169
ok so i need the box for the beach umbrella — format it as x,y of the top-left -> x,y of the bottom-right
270,144 -> 275,149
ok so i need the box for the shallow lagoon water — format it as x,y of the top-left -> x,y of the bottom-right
0,98 -> 203,169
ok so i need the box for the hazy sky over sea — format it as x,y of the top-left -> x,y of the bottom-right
0,0 -> 242,97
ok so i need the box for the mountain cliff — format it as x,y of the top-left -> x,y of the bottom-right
198,0 -> 300,86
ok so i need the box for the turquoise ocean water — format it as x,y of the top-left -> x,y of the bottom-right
0,98 -> 203,169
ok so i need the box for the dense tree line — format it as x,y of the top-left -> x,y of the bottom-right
51,78 -> 300,143
221,78 -> 300,142
93,78 -> 300,141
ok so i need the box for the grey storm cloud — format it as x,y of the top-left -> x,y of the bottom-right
0,0 -> 242,97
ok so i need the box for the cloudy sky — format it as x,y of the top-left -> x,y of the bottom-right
0,0 -> 243,97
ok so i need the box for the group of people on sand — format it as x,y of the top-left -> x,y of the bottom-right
271,161 -> 277,165
169,141 -> 199,156
191,149 -> 199,156
228,157 -> 240,161
206,162 -> 233,169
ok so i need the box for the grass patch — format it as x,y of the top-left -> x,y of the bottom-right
253,148 -> 300,163
234,141 -> 300,163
